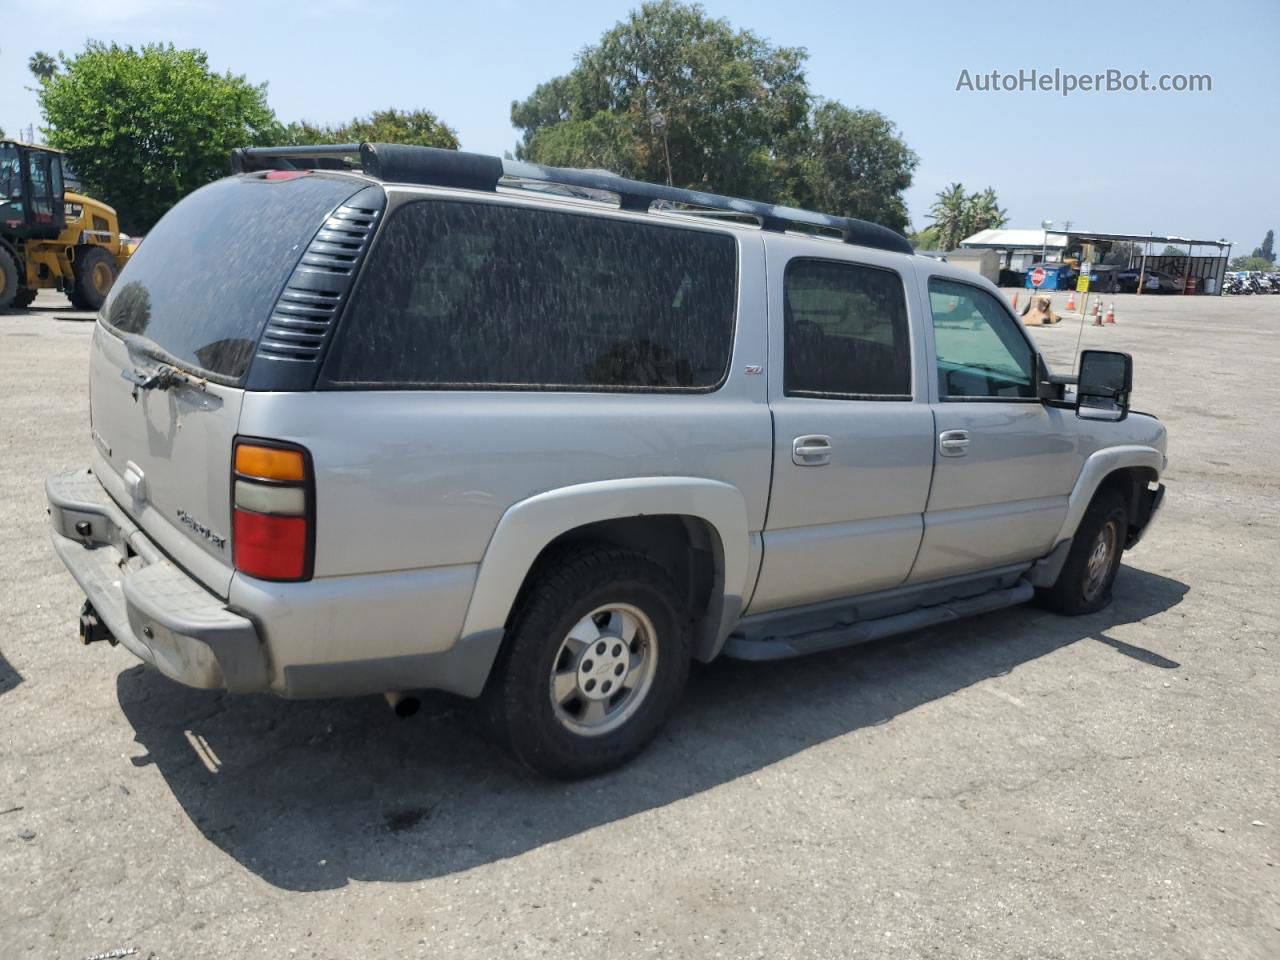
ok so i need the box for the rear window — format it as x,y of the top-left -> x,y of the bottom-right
101,174 -> 362,381
323,199 -> 737,391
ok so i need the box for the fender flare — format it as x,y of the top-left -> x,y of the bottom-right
459,476 -> 751,662
1054,444 -> 1163,545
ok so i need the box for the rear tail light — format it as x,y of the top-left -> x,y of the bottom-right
232,438 -> 313,581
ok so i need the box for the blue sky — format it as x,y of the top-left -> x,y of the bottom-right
4,0 -> 1276,249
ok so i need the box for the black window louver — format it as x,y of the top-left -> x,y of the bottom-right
255,189 -> 383,367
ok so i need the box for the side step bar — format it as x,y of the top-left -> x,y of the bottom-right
722,579 -> 1035,661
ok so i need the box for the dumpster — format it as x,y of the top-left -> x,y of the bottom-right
1025,263 -> 1070,290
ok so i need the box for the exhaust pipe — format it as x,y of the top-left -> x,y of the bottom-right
383,691 -> 421,718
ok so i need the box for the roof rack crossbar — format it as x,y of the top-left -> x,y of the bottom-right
229,142 -> 912,255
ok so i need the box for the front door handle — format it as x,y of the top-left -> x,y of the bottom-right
793,435 -> 833,466
939,429 -> 970,457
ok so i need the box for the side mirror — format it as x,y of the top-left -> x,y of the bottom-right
1076,349 -> 1132,421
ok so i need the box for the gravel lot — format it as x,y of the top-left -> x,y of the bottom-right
2,289 -> 1277,959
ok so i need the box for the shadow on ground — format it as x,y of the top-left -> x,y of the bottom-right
117,565 -> 1188,892
0,651 -> 23,696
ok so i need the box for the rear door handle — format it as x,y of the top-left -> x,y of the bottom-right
792,435 -> 832,466
939,429 -> 970,456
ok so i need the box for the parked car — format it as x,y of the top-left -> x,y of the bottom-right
1117,268 -> 1184,293
47,144 -> 1168,778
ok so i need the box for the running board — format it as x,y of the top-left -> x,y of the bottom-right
722,579 -> 1035,661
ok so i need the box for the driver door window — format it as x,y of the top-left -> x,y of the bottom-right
928,278 -> 1035,399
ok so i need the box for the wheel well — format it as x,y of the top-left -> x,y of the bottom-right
1095,466 -> 1159,544
513,515 -> 725,661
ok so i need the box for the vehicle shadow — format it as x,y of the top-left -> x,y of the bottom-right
0,651 -> 23,696
117,564 -> 1188,892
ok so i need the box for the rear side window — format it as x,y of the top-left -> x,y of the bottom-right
101,174 -> 362,381
783,258 -> 912,399
324,200 -> 737,391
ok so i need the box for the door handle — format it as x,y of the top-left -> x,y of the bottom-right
938,429 -> 970,456
792,435 -> 832,466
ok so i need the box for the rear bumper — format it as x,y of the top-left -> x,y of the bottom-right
46,469 -> 269,692
47,468 -> 495,699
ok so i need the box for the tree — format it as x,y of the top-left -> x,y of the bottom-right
965,187 -> 1007,234
1160,245 -> 1186,257
512,2 -> 918,232
924,183 -> 1007,251
38,42 -> 277,232
1249,228 -> 1274,264
907,225 -> 941,250
514,1 -> 810,201
1229,255 -> 1274,271
265,109 -> 458,151
789,101 -> 917,235
1101,241 -> 1138,266
928,183 -> 969,251
28,51 -> 58,84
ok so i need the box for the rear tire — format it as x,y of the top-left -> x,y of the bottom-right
0,247 -> 18,310
1036,489 -> 1127,615
484,544 -> 692,779
12,289 -> 37,309
70,246 -> 117,311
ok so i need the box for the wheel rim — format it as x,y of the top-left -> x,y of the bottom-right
1083,520 -> 1119,600
549,602 -> 658,737
91,260 -> 114,294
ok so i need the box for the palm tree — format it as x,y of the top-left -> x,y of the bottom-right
28,51 -> 58,84
929,182 -> 968,251
966,187 -> 1007,233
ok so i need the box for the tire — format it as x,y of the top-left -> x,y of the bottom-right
484,544 -> 692,779
0,246 -> 18,311
70,246 -> 117,311
1036,489 -> 1127,616
12,289 -> 37,309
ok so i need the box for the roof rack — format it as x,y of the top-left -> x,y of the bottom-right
229,142 -> 913,256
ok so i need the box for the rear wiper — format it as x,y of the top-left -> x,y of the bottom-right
120,361 -> 208,398
120,335 -> 207,396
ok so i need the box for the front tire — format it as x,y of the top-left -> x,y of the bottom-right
484,545 -> 692,779
70,246 -> 117,311
1036,489 -> 1127,615
0,246 -> 18,310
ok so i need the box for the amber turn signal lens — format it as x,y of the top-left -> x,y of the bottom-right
235,443 -> 306,482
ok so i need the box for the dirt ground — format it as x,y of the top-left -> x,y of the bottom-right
1,290 -> 1277,959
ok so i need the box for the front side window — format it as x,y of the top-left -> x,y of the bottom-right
783,258 -> 912,399
325,200 -> 738,391
928,278 -> 1035,399
0,144 -> 23,224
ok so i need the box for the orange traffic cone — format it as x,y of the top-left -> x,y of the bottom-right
1091,301 -> 1103,326
1103,303 -> 1116,324
1066,290 -> 1076,311
1011,291 -> 1019,311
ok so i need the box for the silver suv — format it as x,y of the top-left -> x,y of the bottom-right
48,143 -> 1166,777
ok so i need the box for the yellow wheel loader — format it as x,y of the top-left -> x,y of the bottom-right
0,140 -> 135,311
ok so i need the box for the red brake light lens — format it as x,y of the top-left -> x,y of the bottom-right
232,439 -> 312,581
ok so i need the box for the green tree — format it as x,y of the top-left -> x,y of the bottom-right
907,225 -> 941,250
928,182 -> 969,251
265,109 -> 458,150
789,102 -> 917,235
1229,255 -> 1274,271
1249,228 -> 1274,263
38,42 -> 277,232
511,2 -> 917,232
1101,241 -> 1138,266
513,1 -> 809,199
28,51 -> 58,84
965,187 -> 1007,233
1160,244 -> 1186,257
